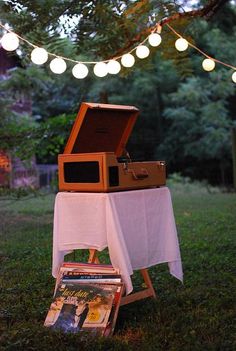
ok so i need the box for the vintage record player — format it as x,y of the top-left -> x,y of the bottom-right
58,102 -> 166,192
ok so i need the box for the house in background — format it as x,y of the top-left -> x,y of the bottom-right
0,151 -> 11,186
0,46 -> 39,188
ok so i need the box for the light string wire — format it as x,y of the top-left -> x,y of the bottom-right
0,20 -> 236,71
166,24 -> 236,70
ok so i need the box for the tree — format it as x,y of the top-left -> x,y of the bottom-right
155,8 -> 236,185
0,1 -> 229,61
1,0 -> 235,185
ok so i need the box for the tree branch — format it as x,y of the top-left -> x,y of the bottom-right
112,0 -> 228,58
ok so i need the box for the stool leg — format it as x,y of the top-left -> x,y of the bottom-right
120,268 -> 156,306
88,249 -> 100,264
140,269 -> 156,298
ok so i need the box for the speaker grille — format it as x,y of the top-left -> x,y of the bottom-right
64,162 -> 99,183
109,166 -> 119,186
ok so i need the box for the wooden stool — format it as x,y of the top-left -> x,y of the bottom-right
88,249 -> 156,306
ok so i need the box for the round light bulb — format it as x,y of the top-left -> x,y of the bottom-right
148,33 -> 162,47
121,53 -> 135,67
50,57 -> 67,74
232,71 -> 236,83
202,58 -> 215,72
1,32 -> 19,51
31,47 -> 48,65
107,60 -> 121,74
72,63 -> 89,79
93,62 -> 108,77
175,38 -> 188,52
136,45 -> 150,59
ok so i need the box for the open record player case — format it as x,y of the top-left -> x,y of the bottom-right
58,102 -> 166,192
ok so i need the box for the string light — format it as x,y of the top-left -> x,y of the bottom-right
107,60 -> 121,74
121,53 -> 135,67
232,72 -> 236,83
1,32 -> 19,51
31,47 -> 48,65
50,57 -> 67,74
202,58 -> 215,72
136,45 -> 150,59
148,33 -> 162,47
93,62 -> 108,77
0,21 -> 236,83
175,37 -> 188,52
72,63 -> 89,79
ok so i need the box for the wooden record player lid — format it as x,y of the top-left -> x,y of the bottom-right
64,102 -> 139,157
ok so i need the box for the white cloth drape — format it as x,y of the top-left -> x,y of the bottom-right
52,187 -> 183,294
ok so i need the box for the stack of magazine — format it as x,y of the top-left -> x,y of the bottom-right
44,262 -> 124,336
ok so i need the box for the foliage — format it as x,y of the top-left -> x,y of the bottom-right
0,189 -> 236,350
154,16 -> 236,185
0,60 -> 92,162
0,1 -> 182,60
0,1 -> 236,186
38,113 -> 76,163
0,186 -> 40,199
167,172 -> 221,194
0,86 -> 39,160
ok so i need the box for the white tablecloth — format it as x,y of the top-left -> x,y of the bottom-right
52,187 -> 183,294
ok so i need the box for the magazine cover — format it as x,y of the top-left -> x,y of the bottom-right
45,281 -> 122,335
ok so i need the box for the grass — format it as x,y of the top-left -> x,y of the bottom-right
0,184 -> 235,351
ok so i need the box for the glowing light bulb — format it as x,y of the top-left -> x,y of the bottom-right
93,62 -> 108,77
50,57 -> 67,74
148,33 -> 162,47
175,38 -> 188,52
232,71 -> 236,83
1,32 -> 19,51
202,58 -> 215,72
121,53 -> 135,67
136,45 -> 150,59
72,63 -> 89,79
31,47 -> 48,65
107,60 -> 121,74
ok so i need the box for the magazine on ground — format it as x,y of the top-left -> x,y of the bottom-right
45,262 -> 123,336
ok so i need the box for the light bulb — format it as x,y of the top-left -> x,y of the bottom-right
93,62 -> 108,77
31,47 -> 48,65
121,53 -> 135,67
148,33 -> 162,47
136,45 -> 150,59
202,58 -> 215,72
107,60 -> 121,74
72,63 -> 89,79
175,38 -> 188,52
232,71 -> 236,83
50,57 -> 67,74
1,32 -> 19,51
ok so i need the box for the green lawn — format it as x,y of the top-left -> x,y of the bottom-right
0,186 -> 235,351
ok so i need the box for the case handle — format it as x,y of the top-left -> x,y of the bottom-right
129,168 -> 149,180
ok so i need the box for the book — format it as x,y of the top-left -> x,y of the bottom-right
46,261 -> 124,336
55,262 -> 120,293
62,272 -> 122,283
60,262 -> 120,273
44,281 -> 123,336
